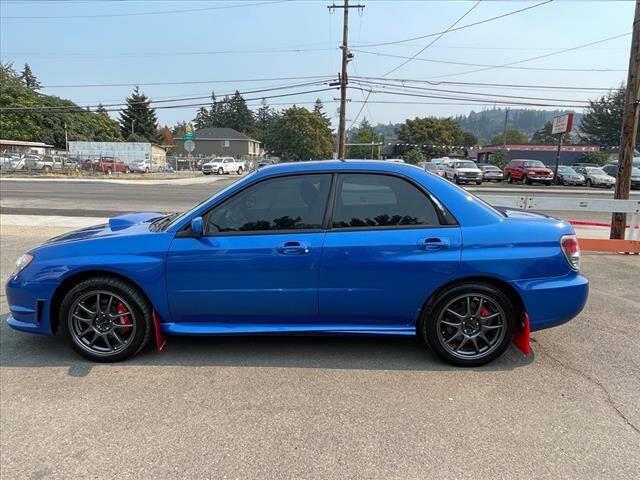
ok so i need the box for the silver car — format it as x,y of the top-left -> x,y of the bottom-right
573,166 -> 616,189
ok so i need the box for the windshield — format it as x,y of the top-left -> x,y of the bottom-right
424,163 -> 440,170
453,161 -> 477,169
482,165 -> 500,171
558,166 -> 576,173
523,160 -> 545,167
164,171 -> 257,231
585,167 -> 606,174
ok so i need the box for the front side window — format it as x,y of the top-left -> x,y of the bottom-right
204,174 -> 331,234
332,174 -> 442,229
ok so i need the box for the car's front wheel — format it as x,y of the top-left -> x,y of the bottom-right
237,166 -> 243,175
586,178 -> 593,187
60,277 -> 152,362
217,167 -> 224,175
420,282 -> 516,367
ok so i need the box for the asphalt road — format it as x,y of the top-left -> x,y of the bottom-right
1,222 -> 639,479
2,176 -> 637,222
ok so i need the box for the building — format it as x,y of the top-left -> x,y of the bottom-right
474,144 -> 600,166
173,128 -> 261,158
0,139 -> 54,155
68,142 -> 167,167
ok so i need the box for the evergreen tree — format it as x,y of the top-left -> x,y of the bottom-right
347,118 -> 382,159
253,98 -> 276,143
193,106 -> 211,129
531,121 -> 556,145
579,87 -> 635,146
118,86 -> 159,142
19,63 -> 40,90
268,106 -> 333,160
209,92 -> 227,128
225,90 -> 254,133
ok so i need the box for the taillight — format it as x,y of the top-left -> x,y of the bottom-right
561,235 -> 580,270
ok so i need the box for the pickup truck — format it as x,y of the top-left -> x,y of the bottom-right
202,157 -> 244,175
441,159 -> 483,185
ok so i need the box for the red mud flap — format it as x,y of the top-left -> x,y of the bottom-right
152,311 -> 167,352
512,313 -> 530,355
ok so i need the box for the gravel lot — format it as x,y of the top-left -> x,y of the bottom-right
1,224 -> 639,479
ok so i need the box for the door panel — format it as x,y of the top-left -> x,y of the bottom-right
166,233 -> 325,324
319,173 -> 462,327
319,228 -> 461,326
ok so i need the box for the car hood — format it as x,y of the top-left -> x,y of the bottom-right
43,212 -> 164,245
455,167 -> 481,173
525,168 -> 553,174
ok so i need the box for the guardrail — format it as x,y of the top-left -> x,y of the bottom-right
479,195 -> 640,245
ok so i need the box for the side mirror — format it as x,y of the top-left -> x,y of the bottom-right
190,216 -> 204,237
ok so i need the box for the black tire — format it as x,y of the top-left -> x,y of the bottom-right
217,167 -> 224,175
507,174 -> 512,184
124,167 -> 130,174
145,167 -> 150,174
106,168 -> 112,175
420,282 -> 516,367
454,175 -> 460,184
237,166 -> 243,175
586,178 -> 592,188
203,172 -> 210,175
43,165 -> 52,173
59,277 -> 152,362
523,175 -> 530,185
475,181 -> 482,185
607,184 -> 613,189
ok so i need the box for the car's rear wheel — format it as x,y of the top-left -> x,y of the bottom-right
60,277 -> 152,362
237,166 -> 243,175
421,283 -> 515,367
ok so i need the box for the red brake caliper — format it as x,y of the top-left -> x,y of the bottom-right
481,306 -> 490,317
116,303 -> 131,332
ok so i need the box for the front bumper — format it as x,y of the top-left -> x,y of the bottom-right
511,271 -> 589,332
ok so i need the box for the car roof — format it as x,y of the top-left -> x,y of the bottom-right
254,160 -> 422,176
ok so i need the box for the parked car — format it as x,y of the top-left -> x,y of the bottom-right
6,161 -> 588,366
385,158 -> 405,163
442,160 -> 483,185
80,157 -> 129,174
504,159 -> 554,185
555,166 -> 585,186
202,157 -> 244,175
573,166 -> 616,188
601,164 -> 640,189
23,155 -> 76,172
0,155 -> 14,171
256,159 -> 277,169
478,164 -> 504,182
418,162 -> 446,178
129,159 -> 161,173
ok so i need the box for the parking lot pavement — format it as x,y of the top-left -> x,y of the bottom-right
1,225 -> 639,479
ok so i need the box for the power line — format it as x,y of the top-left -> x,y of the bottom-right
382,0 -> 482,77
3,0 -> 289,19
351,79 -> 590,104
39,75 -> 335,89
351,0 -> 554,48
352,76 -> 620,92
352,49 -> 627,72
1,82 -> 336,111
428,31 -> 632,79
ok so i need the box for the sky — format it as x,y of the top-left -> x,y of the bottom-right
0,0 -> 635,129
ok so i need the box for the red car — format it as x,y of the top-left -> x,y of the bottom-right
504,159 -> 554,185
81,157 -> 130,174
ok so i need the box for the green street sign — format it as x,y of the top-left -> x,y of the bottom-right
184,131 -> 195,140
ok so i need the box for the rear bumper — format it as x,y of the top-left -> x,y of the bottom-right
511,272 -> 589,331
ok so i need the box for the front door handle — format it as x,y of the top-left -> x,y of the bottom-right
419,237 -> 449,251
277,241 -> 310,255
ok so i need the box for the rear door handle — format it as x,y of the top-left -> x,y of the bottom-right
419,237 -> 449,251
277,241 -> 310,255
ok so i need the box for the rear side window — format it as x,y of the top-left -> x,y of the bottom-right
332,174 -> 443,229
205,174 -> 331,233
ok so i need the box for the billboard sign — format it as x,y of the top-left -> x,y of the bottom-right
552,113 -> 574,135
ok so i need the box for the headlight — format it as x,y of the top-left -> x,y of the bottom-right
11,254 -> 33,277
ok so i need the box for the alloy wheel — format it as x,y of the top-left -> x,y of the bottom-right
436,293 -> 506,360
68,290 -> 137,357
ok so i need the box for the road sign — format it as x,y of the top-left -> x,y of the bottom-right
552,113 -> 574,135
184,140 -> 195,153
183,124 -> 196,140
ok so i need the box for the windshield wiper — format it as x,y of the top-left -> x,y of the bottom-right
149,212 -> 180,232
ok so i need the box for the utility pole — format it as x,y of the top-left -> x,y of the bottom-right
328,1 -> 364,160
612,0 -> 640,239
502,107 -> 510,148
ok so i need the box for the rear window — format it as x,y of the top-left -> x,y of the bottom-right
332,174 -> 443,229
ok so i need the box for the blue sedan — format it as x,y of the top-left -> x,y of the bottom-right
6,161 -> 588,366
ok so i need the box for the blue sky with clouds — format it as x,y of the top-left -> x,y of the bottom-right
0,0 -> 634,128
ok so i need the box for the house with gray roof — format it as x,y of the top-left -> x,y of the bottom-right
173,128 -> 262,158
